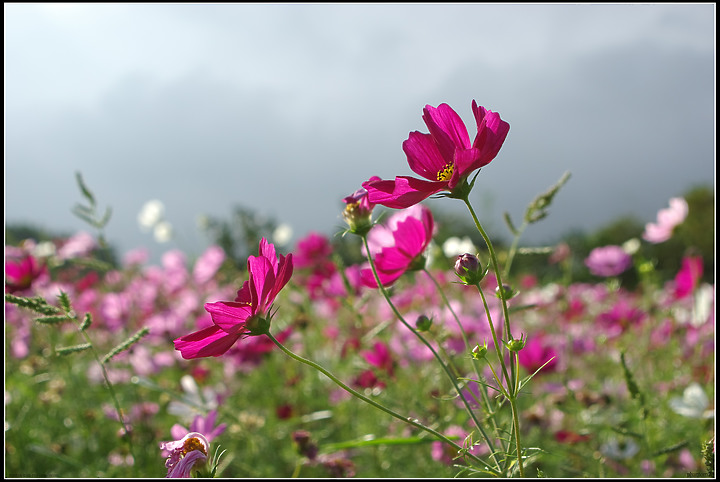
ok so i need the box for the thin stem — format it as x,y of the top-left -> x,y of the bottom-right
361,235 -> 502,473
73,320 -> 136,475
265,331 -> 494,471
462,197 -> 516,392
474,285 -> 512,391
462,196 -> 525,477
424,268 -> 510,457
509,397 -> 526,478
503,221 -> 528,280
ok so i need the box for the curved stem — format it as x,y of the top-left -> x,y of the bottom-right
361,236 -> 502,473
462,197 -> 516,391
265,332 -> 493,471
462,196 -> 525,477
503,221 -> 528,280
474,285 -> 512,391
74,321 -> 136,476
424,269 -> 510,457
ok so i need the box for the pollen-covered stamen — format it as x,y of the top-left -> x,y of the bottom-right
182,437 -> 208,457
436,163 -> 454,181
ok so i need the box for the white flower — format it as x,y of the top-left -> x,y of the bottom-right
442,236 -> 476,258
153,221 -> 173,243
138,199 -> 165,231
669,383 -> 714,419
272,223 -> 293,247
601,437 -> 639,460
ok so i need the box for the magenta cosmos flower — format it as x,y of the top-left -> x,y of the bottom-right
584,245 -> 632,277
174,238 -> 293,359
362,101 -> 509,209
360,205 -> 434,287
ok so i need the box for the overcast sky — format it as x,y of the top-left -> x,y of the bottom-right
5,3 -> 715,263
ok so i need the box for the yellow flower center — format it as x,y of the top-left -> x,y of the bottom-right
436,163 -> 454,181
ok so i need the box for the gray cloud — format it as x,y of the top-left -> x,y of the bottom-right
5,4 -> 714,262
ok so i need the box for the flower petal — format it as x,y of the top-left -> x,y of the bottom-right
423,103 -> 472,157
204,301 -> 253,333
174,324 -> 242,359
363,176 -> 447,209
402,131 -> 448,180
247,255 -> 276,313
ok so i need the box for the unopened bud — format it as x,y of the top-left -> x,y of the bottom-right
471,341 -> 488,360
415,315 -> 433,332
505,334 -> 526,352
495,283 -> 518,300
454,253 -> 486,285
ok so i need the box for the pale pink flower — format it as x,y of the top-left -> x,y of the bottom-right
584,245 -> 632,277
642,197 -> 688,243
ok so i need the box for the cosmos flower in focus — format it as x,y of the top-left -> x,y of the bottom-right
174,238 -> 293,359
363,101 -> 509,209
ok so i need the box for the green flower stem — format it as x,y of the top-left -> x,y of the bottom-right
462,197 -> 514,354
423,268 -> 509,457
361,236 -> 502,473
72,318 -> 136,476
508,396 -> 525,477
503,220 -> 528,281
264,332 -> 493,471
422,269 -> 471,349
463,198 -> 525,478
474,285 -> 512,391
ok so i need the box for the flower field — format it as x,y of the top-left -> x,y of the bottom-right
5,101 -> 714,478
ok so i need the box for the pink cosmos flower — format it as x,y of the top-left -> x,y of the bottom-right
5,251 -> 47,294
159,431 -> 209,478
169,410 -> 227,445
674,255 -> 703,299
360,205 -> 435,287
363,101 -> 509,208
584,245 -> 632,277
518,336 -> 558,375
642,197 -> 688,243
361,341 -> 395,377
174,238 -> 293,359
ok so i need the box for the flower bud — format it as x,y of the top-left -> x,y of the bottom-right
454,253 -> 485,285
471,341 -> 488,360
415,315 -> 433,332
505,334 -> 526,352
495,283 -> 518,300
342,184 -> 377,236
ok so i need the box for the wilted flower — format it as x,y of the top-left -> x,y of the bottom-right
343,180 -> 378,235
363,101 -> 509,208
159,431 -> 209,478
174,238 -> 293,359
584,245 -> 632,277
642,197 -> 688,243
